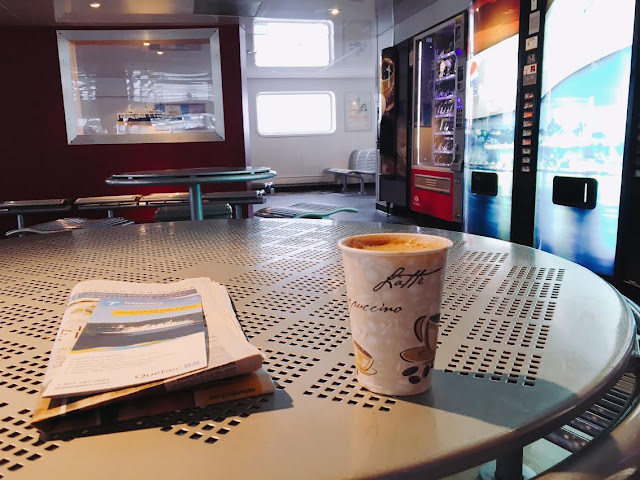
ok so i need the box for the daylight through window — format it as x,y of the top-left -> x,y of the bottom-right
256,92 -> 336,136
253,20 -> 333,67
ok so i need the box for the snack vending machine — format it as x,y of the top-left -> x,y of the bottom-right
410,14 -> 466,224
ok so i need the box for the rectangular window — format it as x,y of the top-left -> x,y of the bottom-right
57,29 -> 224,145
253,21 -> 333,67
256,92 -> 336,136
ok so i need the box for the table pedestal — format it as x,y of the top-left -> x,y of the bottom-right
189,183 -> 203,221
478,450 -> 536,480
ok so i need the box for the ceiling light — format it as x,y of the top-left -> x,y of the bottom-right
156,51 -> 164,55
89,2 -> 101,8
329,8 -> 341,16
143,42 -> 151,46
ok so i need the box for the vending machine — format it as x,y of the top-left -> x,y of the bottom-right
463,0 -> 520,241
378,41 -> 412,211
462,0 -> 639,283
410,14 -> 466,224
534,0 -> 636,276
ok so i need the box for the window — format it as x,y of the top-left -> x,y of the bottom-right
256,92 -> 336,136
253,21 -> 333,67
57,29 -> 224,145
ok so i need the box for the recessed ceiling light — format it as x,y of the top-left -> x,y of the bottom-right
89,2 -> 101,8
329,8 -> 341,15
156,51 -> 164,55
143,42 -> 151,46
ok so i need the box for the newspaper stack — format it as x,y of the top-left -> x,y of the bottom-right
32,278 -> 274,434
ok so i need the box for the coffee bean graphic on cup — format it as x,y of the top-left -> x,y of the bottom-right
400,313 -> 440,384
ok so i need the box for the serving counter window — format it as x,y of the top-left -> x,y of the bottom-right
57,29 -> 225,145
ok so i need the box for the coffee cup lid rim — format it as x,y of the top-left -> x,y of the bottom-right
338,233 -> 453,255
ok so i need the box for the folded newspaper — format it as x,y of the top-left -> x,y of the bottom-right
32,278 -> 274,433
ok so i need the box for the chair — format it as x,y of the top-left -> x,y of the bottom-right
254,202 -> 359,219
325,149 -> 378,194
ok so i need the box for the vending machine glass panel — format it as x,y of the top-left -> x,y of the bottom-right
535,0 -> 635,275
463,0 -> 520,240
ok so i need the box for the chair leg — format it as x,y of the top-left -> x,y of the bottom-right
16,214 -> 24,229
342,175 -> 348,193
359,177 -> 365,194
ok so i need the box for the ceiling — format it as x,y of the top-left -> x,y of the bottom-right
0,0 -> 381,26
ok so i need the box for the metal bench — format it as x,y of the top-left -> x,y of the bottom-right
153,204 -> 232,222
254,202 -> 359,219
0,199 -> 72,228
138,193 -> 190,206
325,149 -> 378,194
202,190 -> 266,219
75,195 -> 141,218
139,191 -> 266,220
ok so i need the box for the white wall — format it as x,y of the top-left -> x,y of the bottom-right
245,14 -> 377,185
247,78 -> 375,183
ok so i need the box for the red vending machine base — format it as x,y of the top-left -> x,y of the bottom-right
411,168 -> 456,222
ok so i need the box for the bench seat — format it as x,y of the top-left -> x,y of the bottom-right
325,149 -> 377,193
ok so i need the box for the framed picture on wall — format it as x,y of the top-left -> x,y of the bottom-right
344,91 -> 372,132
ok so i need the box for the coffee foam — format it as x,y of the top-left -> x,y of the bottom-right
359,240 -> 438,252
347,235 -> 448,252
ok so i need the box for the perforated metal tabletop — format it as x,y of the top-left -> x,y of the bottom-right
0,219 -> 634,479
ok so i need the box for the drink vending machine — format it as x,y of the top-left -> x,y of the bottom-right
463,0 -> 521,240
462,0 -> 640,290
410,14 -> 467,224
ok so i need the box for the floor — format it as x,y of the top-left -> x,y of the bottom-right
257,185 -> 574,479
256,184 -> 413,224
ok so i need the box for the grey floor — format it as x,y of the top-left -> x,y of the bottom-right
255,184 -> 413,224
257,185 -> 573,479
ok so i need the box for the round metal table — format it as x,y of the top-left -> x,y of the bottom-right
0,219 -> 634,480
106,167 -> 277,221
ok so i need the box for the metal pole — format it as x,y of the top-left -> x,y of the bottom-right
479,449 -> 535,480
495,450 -> 523,480
107,209 -> 115,218
17,214 -> 24,229
233,204 -> 242,219
189,183 -> 203,221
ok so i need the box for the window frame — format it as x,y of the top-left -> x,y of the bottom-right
255,91 -> 337,137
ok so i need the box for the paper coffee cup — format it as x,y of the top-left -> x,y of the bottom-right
338,233 -> 452,396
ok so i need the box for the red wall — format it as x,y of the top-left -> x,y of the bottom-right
0,26 -> 249,229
